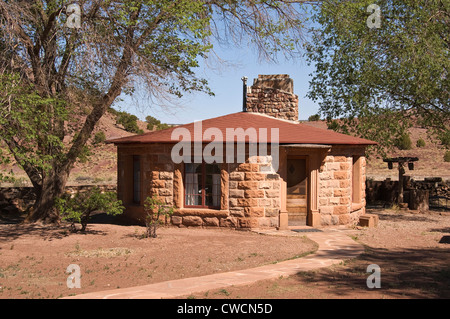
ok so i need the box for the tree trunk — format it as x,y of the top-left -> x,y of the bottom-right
24,167 -> 68,224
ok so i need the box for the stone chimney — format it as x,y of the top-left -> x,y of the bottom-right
245,74 -> 298,121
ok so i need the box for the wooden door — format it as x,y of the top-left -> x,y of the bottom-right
286,158 -> 308,226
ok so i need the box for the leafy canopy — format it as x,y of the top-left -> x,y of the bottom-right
306,0 -> 449,154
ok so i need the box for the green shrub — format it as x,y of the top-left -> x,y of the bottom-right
93,131 -> 106,145
116,111 -> 143,134
439,131 -> 450,147
308,114 -> 321,121
146,115 -> 171,131
143,196 -> 174,238
55,187 -> 124,232
77,145 -> 91,163
395,133 -> 412,150
416,138 -> 426,148
444,151 -> 450,162
107,107 -> 120,117
327,120 -> 339,131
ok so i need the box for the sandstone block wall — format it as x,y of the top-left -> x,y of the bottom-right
227,158 -> 281,229
118,144 -> 281,229
118,144 -> 367,229
318,148 -> 366,226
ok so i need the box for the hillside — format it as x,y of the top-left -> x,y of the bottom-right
1,110 -> 151,186
2,116 -> 449,187
303,121 -> 450,181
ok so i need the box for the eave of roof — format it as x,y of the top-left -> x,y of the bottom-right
107,112 -> 377,146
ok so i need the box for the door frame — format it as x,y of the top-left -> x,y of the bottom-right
286,155 -> 310,226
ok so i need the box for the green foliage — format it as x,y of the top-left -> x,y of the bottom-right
55,187 -> 124,232
444,151 -> 450,163
93,131 -> 106,145
439,131 -> 450,148
416,138 -> 426,148
116,111 -> 144,134
395,133 -> 412,150
142,196 -> 174,238
145,115 -> 171,131
107,107 -> 120,117
308,114 -> 321,122
0,73 -> 68,176
327,120 -> 340,131
306,0 -> 449,153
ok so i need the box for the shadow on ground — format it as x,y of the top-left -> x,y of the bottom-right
291,246 -> 450,299
0,211 -> 120,242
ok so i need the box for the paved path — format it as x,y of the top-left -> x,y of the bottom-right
65,228 -> 364,299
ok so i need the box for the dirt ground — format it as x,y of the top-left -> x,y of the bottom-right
0,221 -> 317,299
182,208 -> 450,299
1,208 -> 449,299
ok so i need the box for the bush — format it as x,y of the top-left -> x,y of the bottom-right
93,131 -> 106,145
308,114 -> 321,121
439,131 -> 450,147
55,187 -> 124,232
146,115 -> 171,131
395,133 -> 412,150
444,151 -> 450,162
116,111 -> 143,134
416,138 -> 426,148
327,120 -> 339,131
142,196 -> 174,238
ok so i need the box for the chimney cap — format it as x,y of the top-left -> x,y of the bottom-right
252,74 -> 293,93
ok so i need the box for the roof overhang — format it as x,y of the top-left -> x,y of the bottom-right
280,144 -> 332,149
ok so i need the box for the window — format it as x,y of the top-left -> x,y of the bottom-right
185,162 -> 221,208
133,155 -> 141,204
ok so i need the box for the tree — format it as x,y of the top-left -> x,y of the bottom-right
306,0 -> 449,154
0,0 -> 309,223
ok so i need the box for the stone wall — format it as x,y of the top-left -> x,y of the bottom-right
245,75 -> 299,122
117,144 -> 175,222
118,144 -> 282,229
318,147 -> 366,226
227,157 -> 281,229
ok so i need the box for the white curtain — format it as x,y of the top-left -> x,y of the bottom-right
185,172 -> 199,206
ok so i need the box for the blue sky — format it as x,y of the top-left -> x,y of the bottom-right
115,43 -> 320,125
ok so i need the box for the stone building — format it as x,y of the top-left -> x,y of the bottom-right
109,75 -> 376,229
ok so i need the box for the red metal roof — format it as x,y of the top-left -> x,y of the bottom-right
108,112 -> 377,145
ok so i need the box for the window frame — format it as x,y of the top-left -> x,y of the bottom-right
184,162 -> 221,209
132,155 -> 141,205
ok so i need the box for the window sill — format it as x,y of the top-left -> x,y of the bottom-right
175,208 -> 229,218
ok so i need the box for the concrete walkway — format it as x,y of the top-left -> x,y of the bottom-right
65,227 -> 364,299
